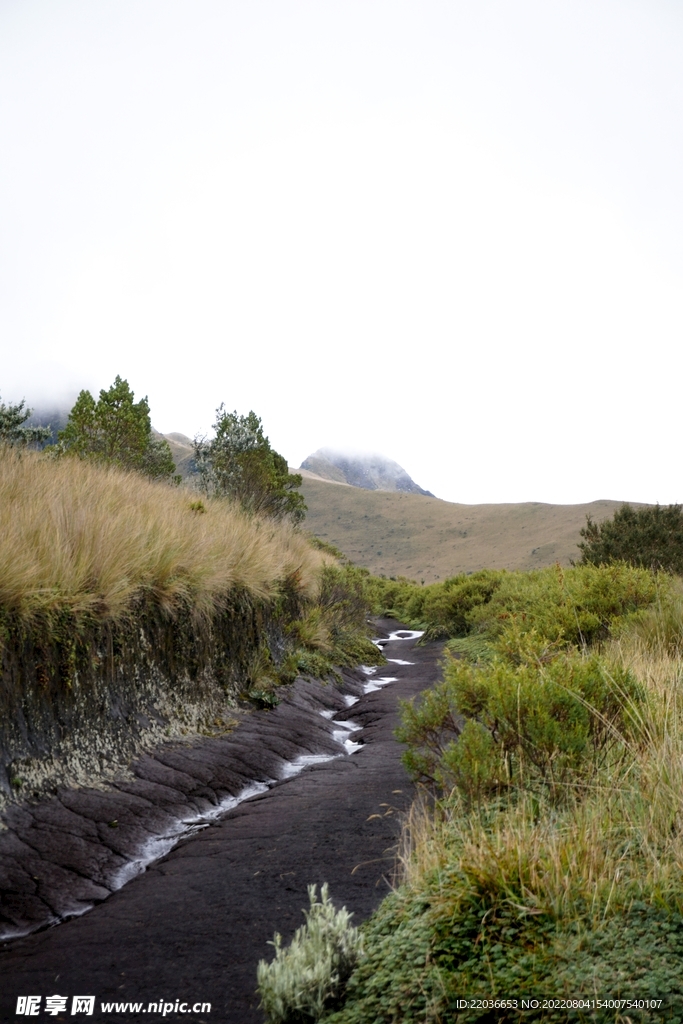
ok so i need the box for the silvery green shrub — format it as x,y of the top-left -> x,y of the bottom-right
257,884 -> 363,1023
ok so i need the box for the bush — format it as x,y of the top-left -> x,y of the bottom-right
396,565 -> 655,802
257,884 -> 363,1024
324,887 -> 683,1023
368,570 -> 505,640
281,564 -> 385,683
321,890 -> 438,1024
437,719 -> 501,808
368,564 -> 659,650
193,406 -> 306,523
398,652 -> 644,799
579,503 -> 683,574
419,571 -> 506,640
465,563 -> 659,649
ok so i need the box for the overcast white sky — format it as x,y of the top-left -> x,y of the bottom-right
2,1 -> 683,503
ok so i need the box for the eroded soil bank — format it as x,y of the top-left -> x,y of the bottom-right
0,622 -> 443,1024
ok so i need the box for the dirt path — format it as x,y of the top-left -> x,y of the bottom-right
0,622 -> 442,1023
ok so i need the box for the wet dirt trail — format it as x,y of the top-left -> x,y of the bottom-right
0,622 -> 443,1023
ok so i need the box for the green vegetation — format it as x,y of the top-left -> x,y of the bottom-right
257,884 -> 363,1024
194,405 -> 306,523
54,375 -> 177,480
286,564 -> 384,674
0,394 -> 51,447
398,650 -> 644,800
239,563 -> 384,704
368,562 -> 658,646
579,502 -> 683,574
320,564 -> 683,1022
324,883 -> 683,1023
18,379 -> 683,1015
368,569 -> 504,642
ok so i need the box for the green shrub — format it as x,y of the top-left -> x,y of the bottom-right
579,503 -> 683,574
466,563 -> 659,649
257,884 -> 363,1024
321,890 -> 440,1024
324,889 -> 683,1023
437,719 -> 501,808
369,564 -> 659,650
368,570 -> 506,640
419,571 -> 506,641
398,652 -> 644,799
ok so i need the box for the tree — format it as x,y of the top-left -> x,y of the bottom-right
193,406 -> 306,523
56,376 -> 176,481
0,395 -> 51,447
578,503 -> 683,574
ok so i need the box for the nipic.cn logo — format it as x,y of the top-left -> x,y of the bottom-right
16,995 -> 95,1016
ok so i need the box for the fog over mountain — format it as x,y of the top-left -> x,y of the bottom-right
300,448 -> 433,497
24,407 -> 69,446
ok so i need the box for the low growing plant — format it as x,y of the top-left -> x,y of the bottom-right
282,565 -> 385,681
257,884 -> 363,1024
399,651 -> 644,800
368,563 -> 661,653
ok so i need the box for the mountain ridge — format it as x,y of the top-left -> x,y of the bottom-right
300,447 -> 433,496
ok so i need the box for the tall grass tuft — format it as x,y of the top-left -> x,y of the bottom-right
0,447 -> 324,627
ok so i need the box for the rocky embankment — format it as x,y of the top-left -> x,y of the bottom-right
0,622 -> 442,1024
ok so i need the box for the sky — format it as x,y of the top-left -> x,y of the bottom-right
2,0 -> 683,504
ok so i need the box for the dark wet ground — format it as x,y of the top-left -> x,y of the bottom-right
0,621 -> 443,1023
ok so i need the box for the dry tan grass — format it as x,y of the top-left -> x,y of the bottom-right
0,447 -> 325,623
297,474 -> 640,581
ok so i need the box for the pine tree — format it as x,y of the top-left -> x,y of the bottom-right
56,376 -> 176,481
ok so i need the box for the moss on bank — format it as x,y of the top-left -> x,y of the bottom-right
1,588 -> 287,802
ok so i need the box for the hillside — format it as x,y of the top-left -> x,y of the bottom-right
161,432 -> 634,577
296,472 -> 636,579
301,448 -> 432,495
159,430 -> 195,477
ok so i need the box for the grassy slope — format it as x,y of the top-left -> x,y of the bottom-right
0,449 -> 379,805
297,471 -> 638,580
0,448 -> 323,624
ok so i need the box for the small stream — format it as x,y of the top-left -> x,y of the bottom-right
0,630 -> 424,941
113,630 -> 423,891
